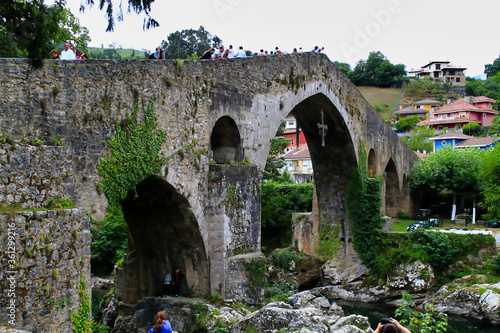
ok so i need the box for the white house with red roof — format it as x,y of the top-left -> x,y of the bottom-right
282,144 -> 313,183
414,61 -> 467,86
417,96 -> 498,130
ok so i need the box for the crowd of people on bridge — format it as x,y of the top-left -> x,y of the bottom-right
199,44 -> 324,60
51,42 -> 88,60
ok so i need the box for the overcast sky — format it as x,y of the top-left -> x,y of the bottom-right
61,0 -> 499,77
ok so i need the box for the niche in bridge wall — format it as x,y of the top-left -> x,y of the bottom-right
367,148 -> 376,178
119,176 -> 209,301
210,116 -> 244,164
384,158 -> 400,217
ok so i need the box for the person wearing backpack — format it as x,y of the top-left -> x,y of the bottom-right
148,311 -> 172,333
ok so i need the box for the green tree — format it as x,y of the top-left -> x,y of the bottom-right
462,122 -> 483,136
396,116 -> 420,132
465,77 -> 500,101
161,26 -> 222,60
479,147 -> 500,220
334,61 -> 352,76
348,51 -> 407,88
484,55 -> 500,78
410,147 -> 483,220
0,0 -> 90,67
405,126 -> 434,152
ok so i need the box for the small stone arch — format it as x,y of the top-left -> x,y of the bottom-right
210,116 -> 244,164
367,148 -> 377,178
383,158 -> 400,217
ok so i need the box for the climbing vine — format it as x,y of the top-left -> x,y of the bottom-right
345,142 -> 383,270
92,99 -> 168,275
71,275 -> 110,333
97,99 -> 168,206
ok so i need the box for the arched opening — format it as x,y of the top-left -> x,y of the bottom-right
119,176 -> 209,302
210,116 -> 244,164
383,158 -> 400,217
367,148 -> 376,178
288,93 -> 357,256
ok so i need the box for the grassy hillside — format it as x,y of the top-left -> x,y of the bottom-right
400,78 -> 463,107
357,86 -> 401,120
87,47 -> 148,59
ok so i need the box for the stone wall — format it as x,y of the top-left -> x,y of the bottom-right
0,209 -> 91,332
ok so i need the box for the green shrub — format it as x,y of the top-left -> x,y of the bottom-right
397,211 -> 410,219
275,251 -> 300,271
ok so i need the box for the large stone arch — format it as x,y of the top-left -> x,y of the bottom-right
116,176 -> 209,303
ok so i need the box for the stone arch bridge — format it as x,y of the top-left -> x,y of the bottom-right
0,53 -> 417,309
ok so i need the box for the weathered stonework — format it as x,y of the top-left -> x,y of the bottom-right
0,209 -> 91,332
0,53 -> 418,322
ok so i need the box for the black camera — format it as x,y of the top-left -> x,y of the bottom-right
380,318 -> 391,324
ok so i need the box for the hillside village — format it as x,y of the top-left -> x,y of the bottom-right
279,59 -> 499,184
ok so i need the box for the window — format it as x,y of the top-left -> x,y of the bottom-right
484,113 -> 486,119
456,77 -> 460,82
438,126 -> 443,130
442,140 -> 447,146
449,71 -> 455,75
459,112 -> 466,118
436,64 -> 441,70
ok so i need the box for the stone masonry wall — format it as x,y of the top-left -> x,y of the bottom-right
0,209 -> 91,332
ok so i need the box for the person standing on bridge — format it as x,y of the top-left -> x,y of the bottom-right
234,46 -> 246,58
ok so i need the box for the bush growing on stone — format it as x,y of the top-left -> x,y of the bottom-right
275,250 -> 300,271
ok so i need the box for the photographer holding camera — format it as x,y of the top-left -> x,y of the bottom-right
374,318 -> 411,333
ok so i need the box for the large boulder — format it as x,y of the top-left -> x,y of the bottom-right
424,276 -> 500,325
229,290 -> 373,333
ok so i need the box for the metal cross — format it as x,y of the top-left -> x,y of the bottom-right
317,110 -> 328,147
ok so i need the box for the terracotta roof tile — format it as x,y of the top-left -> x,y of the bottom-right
433,98 -> 482,114
474,96 -> 497,103
455,137 -> 499,148
429,133 -> 472,141
283,145 -> 310,160
395,106 -> 428,115
412,99 -> 443,105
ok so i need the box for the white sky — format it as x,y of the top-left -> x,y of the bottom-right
60,0 -> 499,77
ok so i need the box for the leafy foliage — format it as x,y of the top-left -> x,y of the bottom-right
465,75 -> 500,101
90,204 -> 128,276
265,279 -> 298,303
373,229 -> 495,277
261,182 -> 313,247
402,126 -> 434,153
410,147 -> 482,203
484,54 -> 500,78
80,0 -> 158,32
161,26 -> 222,60
396,115 -> 420,132
97,99 -> 168,207
315,222 -> 342,260
479,146 -> 500,220
345,143 -> 383,269
348,51 -> 407,88
395,294 -> 447,333
275,250 -> 300,271
92,99 -> 167,275
71,274 -> 110,333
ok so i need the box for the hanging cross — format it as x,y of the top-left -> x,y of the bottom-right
317,110 -> 328,147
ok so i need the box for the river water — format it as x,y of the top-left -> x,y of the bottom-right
337,300 -> 499,333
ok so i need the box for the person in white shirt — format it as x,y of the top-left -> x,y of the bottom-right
227,45 -> 235,59
234,46 -> 246,58
60,43 -> 76,60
